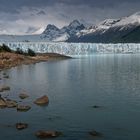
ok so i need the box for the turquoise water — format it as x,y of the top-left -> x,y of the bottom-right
1,54 -> 140,140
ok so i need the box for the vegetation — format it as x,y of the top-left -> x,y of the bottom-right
0,44 -> 36,57
27,48 -> 36,56
0,44 -> 12,52
15,48 -> 25,55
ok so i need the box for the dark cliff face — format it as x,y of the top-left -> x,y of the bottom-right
42,24 -> 60,34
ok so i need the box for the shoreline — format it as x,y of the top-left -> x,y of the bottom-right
0,52 -> 71,70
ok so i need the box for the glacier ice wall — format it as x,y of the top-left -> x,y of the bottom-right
1,42 -> 140,56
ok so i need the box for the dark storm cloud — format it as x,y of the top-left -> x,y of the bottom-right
0,0 -> 140,12
0,0 -> 140,34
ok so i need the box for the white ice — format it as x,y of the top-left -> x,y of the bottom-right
1,42 -> 140,56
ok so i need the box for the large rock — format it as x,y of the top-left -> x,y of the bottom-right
17,105 -> 31,112
19,93 -> 29,99
34,95 -> 49,106
6,100 -> 17,108
0,96 -> 7,108
35,130 -> 62,138
16,123 -> 28,130
0,96 -> 17,108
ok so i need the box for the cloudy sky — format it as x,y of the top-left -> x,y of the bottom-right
0,0 -> 140,35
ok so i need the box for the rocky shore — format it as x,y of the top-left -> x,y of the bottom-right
0,52 -> 71,70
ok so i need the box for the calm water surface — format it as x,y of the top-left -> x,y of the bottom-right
1,54 -> 140,140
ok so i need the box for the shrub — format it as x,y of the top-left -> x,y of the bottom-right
15,48 -> 25,55
27,48 -> 36,56
0,44 -> 12,52
0,44 -> 36,57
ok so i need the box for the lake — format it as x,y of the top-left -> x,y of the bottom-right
1,54 -> 140,140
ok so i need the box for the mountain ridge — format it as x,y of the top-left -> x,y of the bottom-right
0,12 -> 140,43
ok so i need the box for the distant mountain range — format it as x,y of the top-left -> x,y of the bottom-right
0,12 -> 140,43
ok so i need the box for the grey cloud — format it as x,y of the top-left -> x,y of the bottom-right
0,0 -> 140,12
37,10 -> 46,15
0,0 -> 140,34
25,27 -> 39,34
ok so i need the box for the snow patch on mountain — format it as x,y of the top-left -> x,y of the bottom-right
77,18 -> 120,36
113,12 -> 140,27
53,33 -> 70,42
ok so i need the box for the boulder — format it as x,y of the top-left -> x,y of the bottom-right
16,123 -> 28,130
0,97 -> 7,108
35,130 -> 62,138
34,95 -> 49,106
17,105 -> 31,112
19,93 -> 29,99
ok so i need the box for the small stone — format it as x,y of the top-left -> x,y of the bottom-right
92,105 -> 100,108
16,123 -> 28,130
19,93 -> 29,99
0,88 -> 3,92
89,130 -> 102,137
3,75 -> 9,79
17,105 -> 31,112
34,95 -> 49,106
0,85 -> 10,92
35,130 -> 62,138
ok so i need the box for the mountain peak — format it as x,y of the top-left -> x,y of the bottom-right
69,20 -> 82,27
42,24 -> 59,34
46,24 -> 59,30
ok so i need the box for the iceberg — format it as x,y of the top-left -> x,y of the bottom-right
1,42 -> 140,56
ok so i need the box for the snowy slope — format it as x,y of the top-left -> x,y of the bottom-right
77,19 -> 120,36
77,12 -> 140,37
113,12 -> 140,27
69,12 -> 140,43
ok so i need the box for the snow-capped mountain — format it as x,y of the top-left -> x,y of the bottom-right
61,20 -> 85,36
41,20 -> 85,41
0,12 -> 140,43
41,24 -> 60,41
69,12 -> 140,43
77,19 -> 121,37
0,20 -> 85,42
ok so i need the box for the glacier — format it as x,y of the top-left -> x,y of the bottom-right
1,42 -> 140,56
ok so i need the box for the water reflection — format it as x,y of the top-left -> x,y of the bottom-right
1,54 -> 140,140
